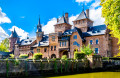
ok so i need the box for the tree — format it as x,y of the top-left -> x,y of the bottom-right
100,0 -> 120,57
80,44 -> 94,55
0,38 -> 9,52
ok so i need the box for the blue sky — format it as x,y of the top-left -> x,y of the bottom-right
0,0 -> 104,41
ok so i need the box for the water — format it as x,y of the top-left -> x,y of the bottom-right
31,72 -> 120,78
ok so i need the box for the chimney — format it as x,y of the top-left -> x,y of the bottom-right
65,13 -> 69,23
86,9 -> 89,18
57,18 -> 59,23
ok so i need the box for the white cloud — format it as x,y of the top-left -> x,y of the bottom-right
75,0 -> 91,3
9,26 -> 29,40
0,7 -> 11,24
91,0 -> 100,8
89,0 -> 105,26
20,16 -> 25,18
89,7 -> 105,26
0,26 -> 9,42
42,18 -> 57,34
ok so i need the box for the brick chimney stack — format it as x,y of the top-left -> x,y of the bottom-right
65,13 -> 69,23
57,18 -> 59,23
86,9 -> 89,18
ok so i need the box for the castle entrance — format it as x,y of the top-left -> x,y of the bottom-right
59,48 -> 69,58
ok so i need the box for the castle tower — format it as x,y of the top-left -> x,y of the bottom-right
73,9 -> 93,32
9,28 -> 19,52
54,13 -> 72,35
36,17 -> 44,43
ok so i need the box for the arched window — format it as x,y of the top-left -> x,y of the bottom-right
73,41 -> 80,47
73,35 -> 77,39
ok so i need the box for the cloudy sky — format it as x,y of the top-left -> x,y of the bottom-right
0,0 -> 104,42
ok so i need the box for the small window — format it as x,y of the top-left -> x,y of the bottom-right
73,35 -> 77,39
90,40 -> 93,45
51,46 -> 53,51
79,21 -> 80,24
96,39 -> 99,44
65,41 -> 66,46
60,42 -> 61,47
52,36 -> 55,41
83,20 -> 84,23
76,21 -> 77,24
62,42 -> 64,47
37,49 -> 40,53
54,46 -> 56,51
44,48 -> 47,52
95,48 -> 99,54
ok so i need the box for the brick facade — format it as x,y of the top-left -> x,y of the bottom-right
10,9 -> 119,58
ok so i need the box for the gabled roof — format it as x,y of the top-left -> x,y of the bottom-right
20,38 -> 36,46
83,24 -> 106,36
32,35 -> 49,47
74,11 -> 88,21
56,16 -> 68,25
10,28 -> 19,38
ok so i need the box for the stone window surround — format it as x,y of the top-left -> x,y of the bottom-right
94,48 -> 99,54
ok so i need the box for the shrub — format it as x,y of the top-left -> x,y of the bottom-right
33,53 -> 42,60
19,54 -> 28,59
61,55 -> 67,60
102,57 -> 109,60
9,54 -> 15,59
74,52 -> 86,59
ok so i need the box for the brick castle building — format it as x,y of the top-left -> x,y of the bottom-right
9,9 -> 119,58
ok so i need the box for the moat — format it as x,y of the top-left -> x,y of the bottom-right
29,72 -> 120,78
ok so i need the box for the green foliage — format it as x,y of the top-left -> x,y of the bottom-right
19,54 -> 28,59
33,53 -> 42,60
101,0 -> 120,56
102,57 -> 109,60
0,38 -> 9,52
80,44 -> 94,55
61,55 -> 67,60
9,54 -> 15,59
74,52 -> 86,59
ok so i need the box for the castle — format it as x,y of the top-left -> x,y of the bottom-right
9,9 -> 119,58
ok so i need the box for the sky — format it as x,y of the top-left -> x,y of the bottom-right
0,0 -> 105,42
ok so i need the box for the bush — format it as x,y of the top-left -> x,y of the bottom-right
9,54 -> 15,59
19,54 -> 28,59
102,57 -> 109,60
33,53 -> 42,60
74,52 -> 86,59
61,55 -> 67,60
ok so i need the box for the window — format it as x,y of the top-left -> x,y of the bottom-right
52,36 -> 55,41
95,48 -> 99,54
62,42 -> 64,47
76,21 -> 77,24
90,40 -> 93,45
83,20 -> 84,23
60,42 -> 61,47
54,46 -> 56,51
51,46 -> 53,51
79,21 -> 80,24
96,39 -> 99,44
37,49 -> 40,53
65,41 -> 66,46
73,41 -> 80,47
73,35 -> 77,39
44,48 -> 47,52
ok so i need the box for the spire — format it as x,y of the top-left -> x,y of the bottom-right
63,11 -> 64,17
10,27 -> 19,38
38,15 -> 40,25
82,4 -> 84,11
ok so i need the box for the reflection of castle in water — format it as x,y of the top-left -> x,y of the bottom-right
9,9 -> 119,58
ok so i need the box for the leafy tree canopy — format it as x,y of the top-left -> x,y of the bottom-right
100,0 -> 120,56
0,38 -> 9,52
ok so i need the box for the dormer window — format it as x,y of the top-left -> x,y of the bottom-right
73,35 -> 77,39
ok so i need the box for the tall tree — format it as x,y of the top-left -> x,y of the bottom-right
101,0 -> 120,56
0,38 -> 9,52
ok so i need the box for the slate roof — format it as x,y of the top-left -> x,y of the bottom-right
20,38 -> 36,46
32,35 -> 49,47
74,11 -> 88,21
83,24 -> 106,37
56,16 -> 68,25
0,51 -> 13,56
10,28 -> 19,38
62,24 -> 106,41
